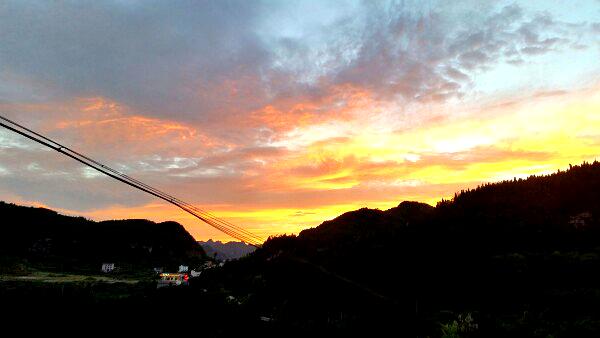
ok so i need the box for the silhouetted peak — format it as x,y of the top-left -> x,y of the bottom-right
391,201 -> 434,215
0,201 -> 205,266
297,207 -> 395,243
158,220 -> 187,229
385,201 -> 435,224
336,207 -> 385,220
396,201 -> 433,210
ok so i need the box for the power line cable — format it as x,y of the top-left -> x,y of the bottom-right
0,115 -> 263,247
0,116 -> 263,243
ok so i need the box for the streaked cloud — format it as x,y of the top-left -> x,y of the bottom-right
0,0 -> 599,240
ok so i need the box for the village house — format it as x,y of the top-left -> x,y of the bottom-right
101,263 -> 115,273
569,212 -> 593,230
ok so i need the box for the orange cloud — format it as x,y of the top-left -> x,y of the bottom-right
2,84 -> 600,242
250,84 -> 375,133
2,97 -> 226,159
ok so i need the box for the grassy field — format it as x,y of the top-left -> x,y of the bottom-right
0,271 -> 141,284
0,262 -> 160,306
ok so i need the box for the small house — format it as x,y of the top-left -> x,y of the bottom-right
101,263 -> 115,273
157,273 -> 189,288
569,212 -> 593,230
178,265 -> 189,272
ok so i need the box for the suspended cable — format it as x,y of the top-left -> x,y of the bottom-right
0,115 -> 264,247
0,115 -> 263,243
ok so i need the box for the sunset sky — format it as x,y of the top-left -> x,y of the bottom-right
1,1 -> 599,241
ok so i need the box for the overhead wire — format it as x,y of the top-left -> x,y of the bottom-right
0,115 -> 264,247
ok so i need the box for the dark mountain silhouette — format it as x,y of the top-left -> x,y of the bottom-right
3,161 -> 600,337
190,161 -> 600,337
0,202 -> 204,272
199,239 -> 256,261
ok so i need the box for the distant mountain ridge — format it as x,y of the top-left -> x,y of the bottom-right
198,239 -> 256,261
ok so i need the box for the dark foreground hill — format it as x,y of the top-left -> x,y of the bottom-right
0,202 -> 205,272
3,161 -> 600,337
189,161 -> 600,337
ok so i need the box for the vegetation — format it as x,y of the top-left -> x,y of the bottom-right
3,161 -> 600,336
188,161 -> 600,336
0,202 -> 205,273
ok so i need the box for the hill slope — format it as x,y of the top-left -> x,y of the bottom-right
3,161 -> 600,336
0,202 -> 205,272
194,161 -> 600,337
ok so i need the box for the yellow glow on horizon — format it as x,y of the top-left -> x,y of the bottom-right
6,86 -> 599,242
273,86 -> 600,191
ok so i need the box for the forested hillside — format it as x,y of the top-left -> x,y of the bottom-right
3,162 -> 600,337
194,161 -> 600,337
0,202 -> 205,272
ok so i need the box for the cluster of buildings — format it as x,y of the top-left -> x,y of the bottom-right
100,260 -> 224,288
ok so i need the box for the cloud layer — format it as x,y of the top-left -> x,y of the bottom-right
1,1 -> 599,240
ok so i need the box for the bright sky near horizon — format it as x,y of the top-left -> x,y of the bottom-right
0,1 -> 599,241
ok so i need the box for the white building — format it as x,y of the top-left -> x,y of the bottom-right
569,212 -> 592,229
178,265 -> 189,272
101,263 -> 115,273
